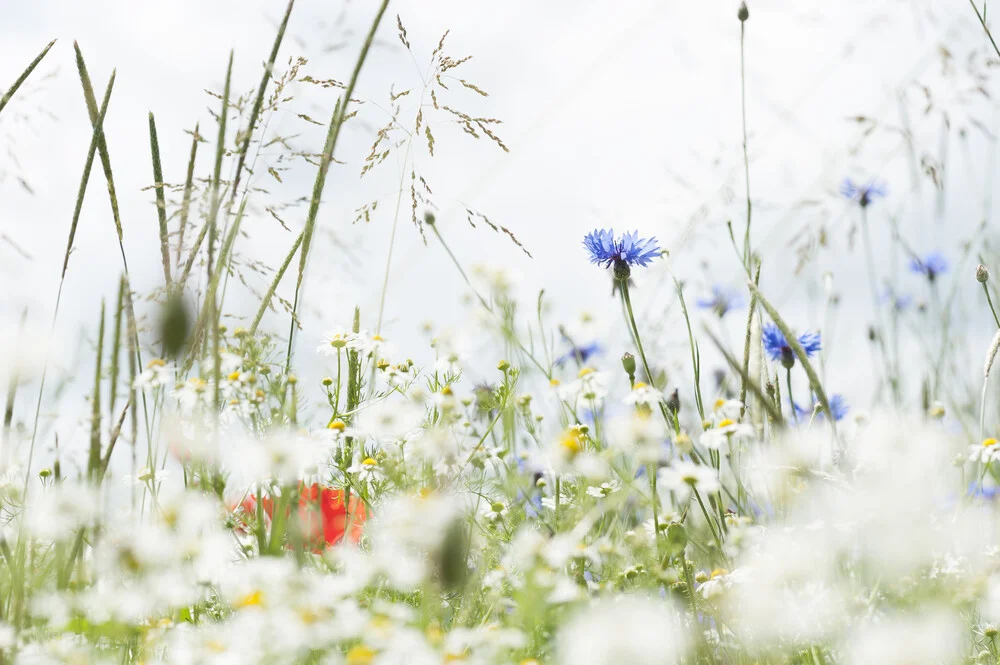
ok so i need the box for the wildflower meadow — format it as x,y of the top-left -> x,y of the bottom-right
4,1 -> 1000,664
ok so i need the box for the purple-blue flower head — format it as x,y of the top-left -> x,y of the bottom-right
762,322 -> 821,369
583,228 -> 661,272
555,341 -> 603,367
696,285 -> 744,318
840,177 -> 887,208
908,252 -> 948,282
794,394 -> 848,422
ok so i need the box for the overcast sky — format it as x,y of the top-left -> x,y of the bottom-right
1,0 -> 998,469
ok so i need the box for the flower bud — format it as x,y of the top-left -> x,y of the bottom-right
497,359 -> 510,372
621,353 -> 636,380
738,1 -> 749,21
613,259 -> 631,282
978,264 -> 990,283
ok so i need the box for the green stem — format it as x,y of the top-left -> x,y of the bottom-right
983,282 -> 1000,329
786,366 -> 798,424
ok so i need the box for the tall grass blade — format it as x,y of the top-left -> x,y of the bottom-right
0,39 -> 56,117
73,43 -> 126,256
286,0 -> 390,362
147,112 -> 172,286
88,301 -> 106,483
250,232 -> 303,335
229,0 -> 296,206
176,124 -> 200,269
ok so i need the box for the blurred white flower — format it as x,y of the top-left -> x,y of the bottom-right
658,460 -> 720,502
556,596 -> 689,665
623,381 -> 663,408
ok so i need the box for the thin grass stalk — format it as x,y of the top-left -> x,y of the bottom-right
739,15 -> 752,274
739,263 -> 760,421
176,124 -> 200,269
2,309 -> 28,465
74,46 -> 153,449
24,73 -> 115,491
286,0 -> 391,365
205,52 -> 234,409
183,199 -> 248,375
980,329 -> 1000,443
0,39 -> 56,116
108,278 -> 125,419
74,43 -> 126,253
228,0 -> 296,206
250,232 -> 303,335
88,302 -> 106,483
148,112 -> 172,286
748,281 -> 837,432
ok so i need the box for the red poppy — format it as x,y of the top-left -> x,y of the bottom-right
235,483 -> 366,550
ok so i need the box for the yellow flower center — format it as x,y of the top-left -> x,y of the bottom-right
549,378 -> 561,387
362,457 -> 378,467
578,367 -> 595,378
710,568 -> 728,578
633,381 -> 648,390
718,418 -> 734,429
228,371 -> 240,381
372,335 -> 384,342
345,645 -> 376,665
328,420 -> 346,431
559,430 -> 582,456
148,358 -> 166,368
714,398 -> 726,411
985,438 -> 998,448
234,589 -> 264,608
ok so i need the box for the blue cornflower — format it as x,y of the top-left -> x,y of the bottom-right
908,252 -> 949,282
880,288 -> 912,312
762,322 -> 821,369
794,393 -> 848,422
840,177 -> 887,207
555,341 -> 602,367
696,285 -> 745,318
583,228 -> 661,277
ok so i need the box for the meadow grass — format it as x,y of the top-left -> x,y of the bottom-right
3,3 -> 1000,665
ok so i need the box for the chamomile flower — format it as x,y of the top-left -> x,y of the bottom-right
317,327 -> 357,356
969,437 -> 1000,464
134,358 -> 172,389
347,455 -> 384,487
482,500 -> 508,522
586,480 -> 622,499
658,460 -> 720,502
558,367 -> 608,408
623,381 -> 664,408
701,418 -> 754,451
